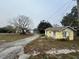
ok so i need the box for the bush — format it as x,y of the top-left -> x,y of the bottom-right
40,34 -> 45,36
0,26 -> 16,33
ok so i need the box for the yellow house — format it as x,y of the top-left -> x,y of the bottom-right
45,26 -> 76,40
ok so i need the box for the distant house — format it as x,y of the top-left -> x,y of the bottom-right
16,28 -> 31,34
45,26 -> 76,40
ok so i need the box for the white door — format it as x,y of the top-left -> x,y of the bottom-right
51,32 -> 55,39
63,31 -> 69,38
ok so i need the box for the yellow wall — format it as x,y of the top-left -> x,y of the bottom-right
63,28 -> 74,40
45,28 -> 74,40
45,30 -> 63,39
45,30 -> 52,37
55,31 -> 63,39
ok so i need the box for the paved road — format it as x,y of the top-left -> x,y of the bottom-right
0,35 -> 39,59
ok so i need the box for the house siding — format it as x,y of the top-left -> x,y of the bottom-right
45,30 -> 52,37
45,28 -> 74,40
55,32 -> 63,39
63,28 -> 74,40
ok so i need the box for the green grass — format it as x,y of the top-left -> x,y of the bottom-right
0,33 -> 32,42
24,36 -> 79,54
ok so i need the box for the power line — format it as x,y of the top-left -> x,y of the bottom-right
55,1 -> 74,25
47,0 -> 73,20
77,0 -> 79,19
53,0 -> 74,21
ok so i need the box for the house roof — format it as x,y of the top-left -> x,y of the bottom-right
45,26 -> 76,32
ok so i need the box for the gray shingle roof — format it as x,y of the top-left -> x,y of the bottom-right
45,26 -> 76,32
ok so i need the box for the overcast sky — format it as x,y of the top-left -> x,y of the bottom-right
0,0 -> 76,28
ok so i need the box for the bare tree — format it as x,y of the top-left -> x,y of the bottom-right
11,15 -> 32,34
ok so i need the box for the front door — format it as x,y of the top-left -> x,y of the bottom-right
51,32 -> 56,39
63,31 -> 69,38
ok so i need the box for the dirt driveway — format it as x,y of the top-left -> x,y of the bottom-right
0,35 -> 39,59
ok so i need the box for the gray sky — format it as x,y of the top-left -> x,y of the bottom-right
0,0 -> 76,28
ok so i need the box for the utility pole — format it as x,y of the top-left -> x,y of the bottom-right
76,0 -> 79,29
77,0 -> 79,19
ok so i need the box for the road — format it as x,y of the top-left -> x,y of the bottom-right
0,35 -> 39,59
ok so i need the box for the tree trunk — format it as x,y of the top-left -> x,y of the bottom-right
21,28 -> 26,34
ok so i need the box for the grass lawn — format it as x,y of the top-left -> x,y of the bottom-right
24,36 -> 79,54
0,33 -> 32,42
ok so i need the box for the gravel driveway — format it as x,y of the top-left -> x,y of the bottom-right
0,35 -> 39,59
